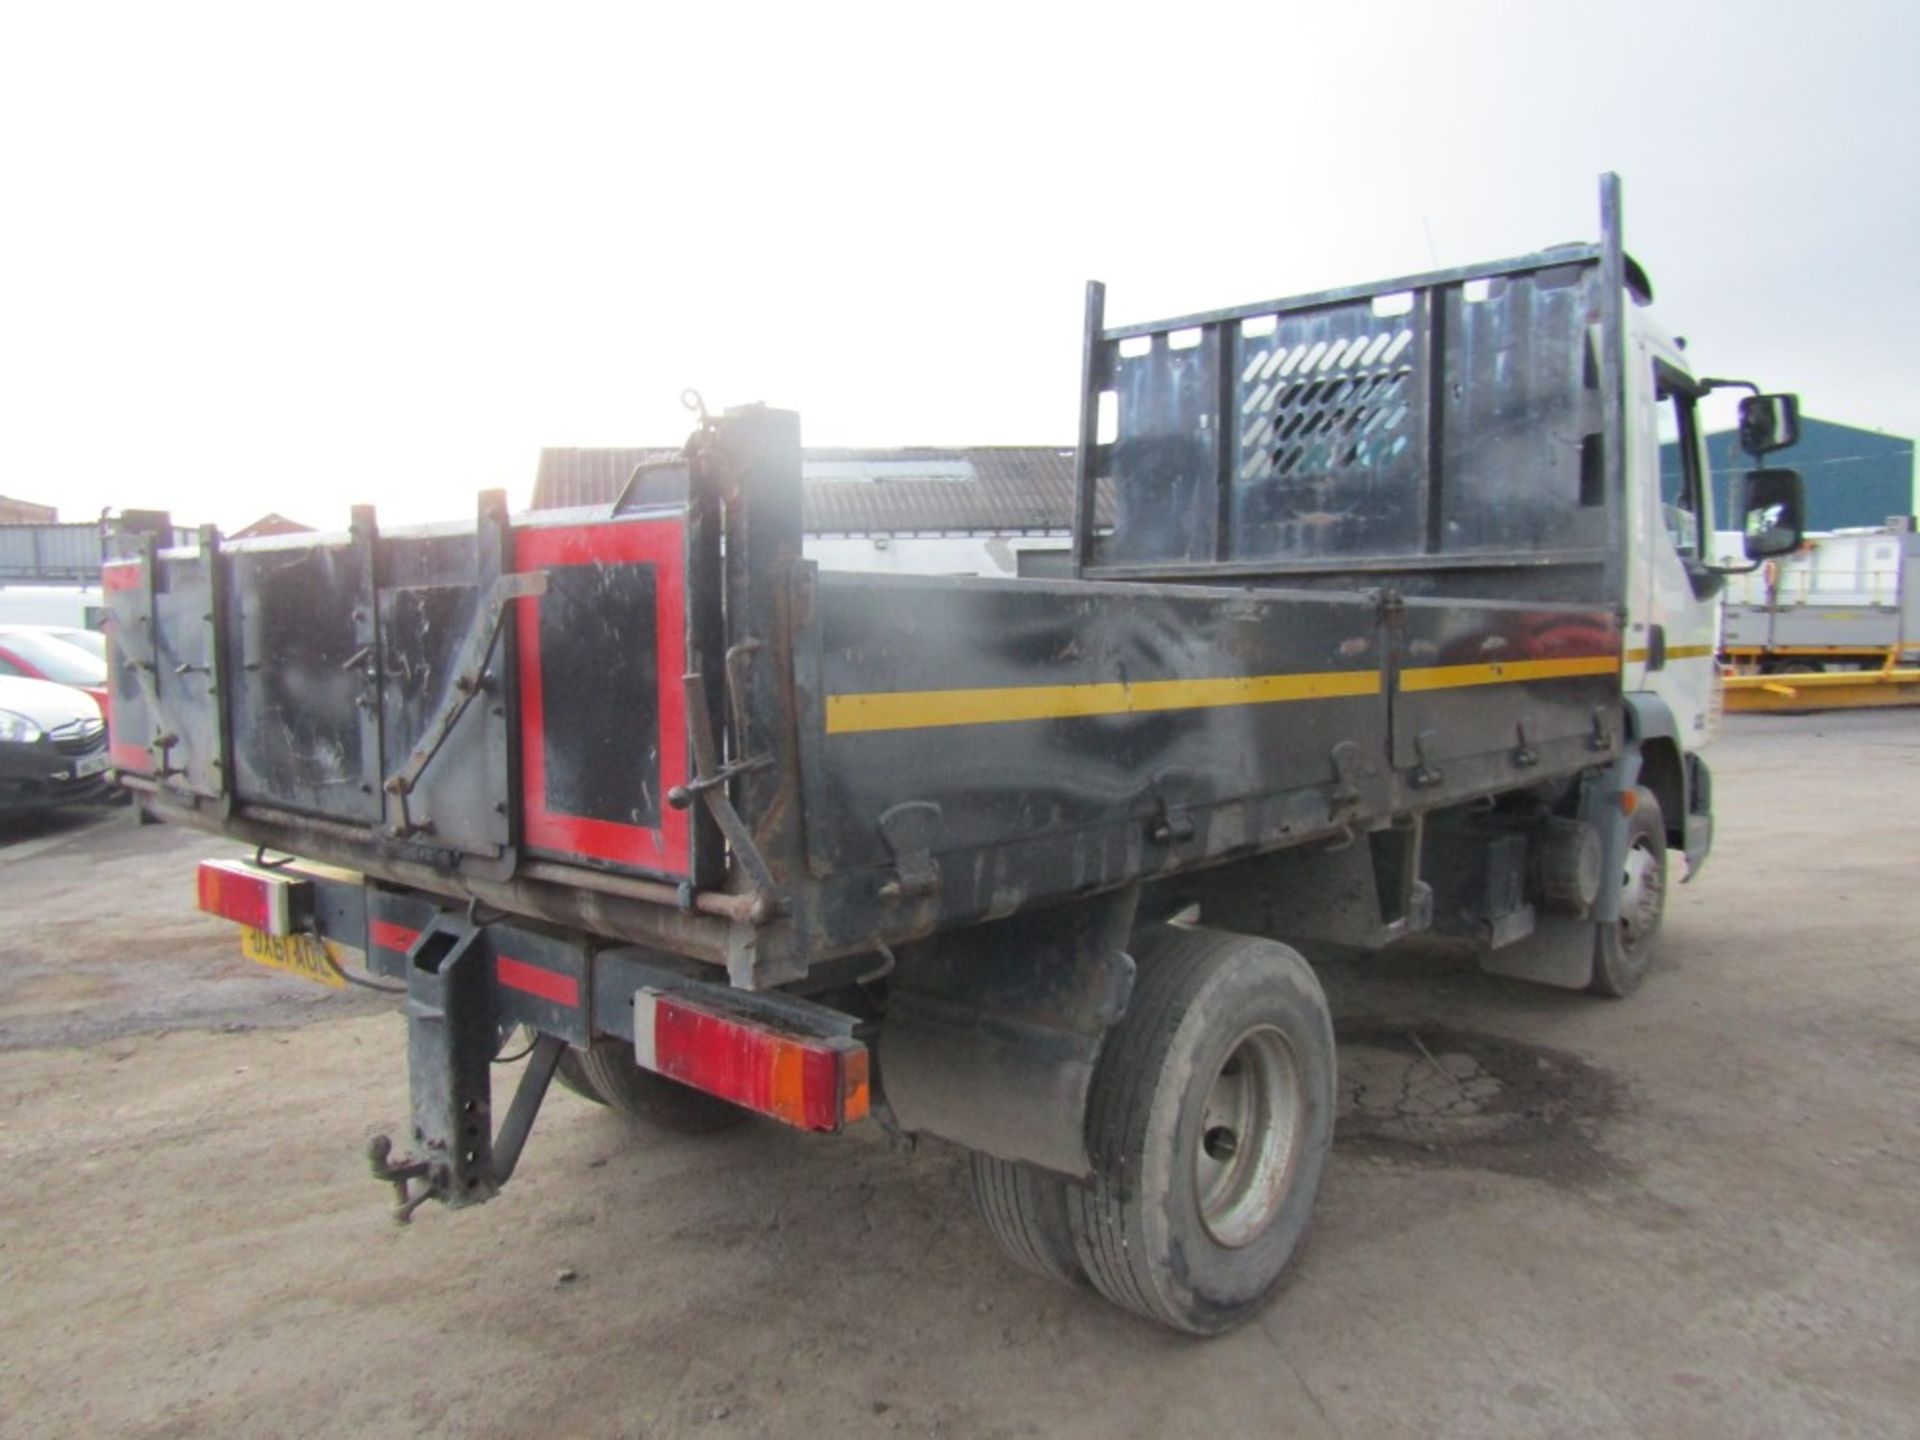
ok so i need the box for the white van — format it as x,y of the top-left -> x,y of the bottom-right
0,585 -> 106,631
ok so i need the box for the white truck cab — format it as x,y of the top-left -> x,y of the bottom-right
1624,301 -> 1805,870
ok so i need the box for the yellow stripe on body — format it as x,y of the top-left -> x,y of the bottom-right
1398,655 -> 1620,693
1624,644 -> 1715,663
825,669 -> 1382,736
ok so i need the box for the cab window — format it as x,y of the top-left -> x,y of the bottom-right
1654,361 -> 1707,559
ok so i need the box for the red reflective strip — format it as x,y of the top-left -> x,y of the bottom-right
102,561 -> 142,593
496,954 -> 579,1007
369,920 -> 420,955
647,998 -> 855,1132
514,519 -> 690,878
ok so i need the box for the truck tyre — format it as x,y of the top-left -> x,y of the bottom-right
573,1038 -> 748,1134
1070,924 -> 1335,1335
1588,786 -> 1667,998
966,1152 -> 1085,1287
553,1047 -> 606,1106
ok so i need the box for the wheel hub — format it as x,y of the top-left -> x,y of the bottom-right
1618,837 -> 1664,953
1194,1025 -> 1305,1248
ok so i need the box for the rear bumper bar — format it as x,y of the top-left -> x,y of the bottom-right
197,858 -> 868,1214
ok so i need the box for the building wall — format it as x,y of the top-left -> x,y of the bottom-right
1664,418 -> 1915,532
806,532 -> 1071,578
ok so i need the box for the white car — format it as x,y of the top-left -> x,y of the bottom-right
0,674 -> 113,815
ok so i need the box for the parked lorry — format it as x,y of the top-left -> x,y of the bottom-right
1716,523 -> 1919,669
112,175 -> 1805,1334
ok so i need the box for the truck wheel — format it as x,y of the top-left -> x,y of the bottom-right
1070,924 -> 1335,1335
572,1038 -> 748,1134
967,1152 -> 1085,1287
553,1047 -> 606,1106
1588,787 -> 1667,998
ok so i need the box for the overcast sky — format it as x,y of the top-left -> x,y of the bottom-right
2,1 -> 1915,530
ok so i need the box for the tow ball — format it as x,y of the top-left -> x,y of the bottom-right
365,1029 -> 568,1223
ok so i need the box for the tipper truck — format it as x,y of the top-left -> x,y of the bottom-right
114,175 -> 1806,1334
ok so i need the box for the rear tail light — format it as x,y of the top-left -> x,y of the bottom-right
196,859 -> 309,936
634,990 -> 869,1132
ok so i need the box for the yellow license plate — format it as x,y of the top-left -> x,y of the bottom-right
240,927 -> 350,988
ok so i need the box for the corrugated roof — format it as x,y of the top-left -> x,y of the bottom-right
532,446 -> 1113,534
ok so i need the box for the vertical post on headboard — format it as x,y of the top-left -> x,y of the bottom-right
1071,281 -> 1107,577
1596,171 -> 1628,611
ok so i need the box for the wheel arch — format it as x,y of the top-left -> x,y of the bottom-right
1624,692 -> 1688,850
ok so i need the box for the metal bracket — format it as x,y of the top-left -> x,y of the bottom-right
1145,770 -> 1198,848
150,730 -> 186,780
668,641 -> 775,809
1411,729 -> 1445,789
724,637 -> 761,753
674,670 -> 786,914
877,801 -> 943,899
1513,715 -> 1540,769
382,570 -> 548,839
1328,739 -> 1365,818
1588,705 -> 1616,752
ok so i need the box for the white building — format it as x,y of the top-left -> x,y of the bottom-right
532,446 -> 1109,579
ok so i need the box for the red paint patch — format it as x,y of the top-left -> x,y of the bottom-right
369,920 -> 420,956
102,561 -> 142,593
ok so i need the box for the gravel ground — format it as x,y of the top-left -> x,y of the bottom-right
0,710 -> 1915,1438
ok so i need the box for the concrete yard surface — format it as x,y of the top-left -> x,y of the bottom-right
0,711 -> 1916,1438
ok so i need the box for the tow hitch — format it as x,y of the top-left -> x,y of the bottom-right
353,905 -> 867,1222
368,1033 -> 567,1222
365,917 -> 573,1220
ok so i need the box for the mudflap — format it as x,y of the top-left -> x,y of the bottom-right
876,888 -> 1139,1180
1476,912 -> 1598,990
1477,746 -> 1644,991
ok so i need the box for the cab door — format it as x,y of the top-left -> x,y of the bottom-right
1626,340 -> 1720,744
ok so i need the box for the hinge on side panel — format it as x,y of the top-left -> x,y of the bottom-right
877,802 -> 943,899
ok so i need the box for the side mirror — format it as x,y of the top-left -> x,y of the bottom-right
1737,393 -> 1801,455
1739,468 -> 1805,560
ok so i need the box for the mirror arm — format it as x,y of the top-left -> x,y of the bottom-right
1696,376 -> 1760,396
1710,558 -> 1764,576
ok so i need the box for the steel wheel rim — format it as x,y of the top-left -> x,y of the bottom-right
1194,1025 -> 1304,1248
1618,837 -> 1663,955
